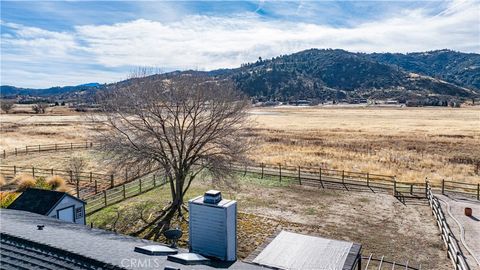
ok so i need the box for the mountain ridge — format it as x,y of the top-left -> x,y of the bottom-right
2,49 -> 479,103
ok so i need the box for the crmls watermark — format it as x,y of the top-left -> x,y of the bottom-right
121,258 -> 163,269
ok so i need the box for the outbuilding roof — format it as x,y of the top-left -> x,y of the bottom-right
247,230 -> 362,270
7,188 -> 85,215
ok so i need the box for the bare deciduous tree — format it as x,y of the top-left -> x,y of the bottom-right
1,100 -> 15,114
68,156 -> 87,184
94,74 -> 251,239
32,103 -> 48,114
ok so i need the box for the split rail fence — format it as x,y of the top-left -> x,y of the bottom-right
2,142 -> 478,199
426,183 -> 470,270
230,162 -> 479,201
0,164 -> 153,199
84,171 -> 167,215
0,142 -> 100,159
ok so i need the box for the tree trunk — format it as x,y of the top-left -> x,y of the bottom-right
134,176 -> 186,240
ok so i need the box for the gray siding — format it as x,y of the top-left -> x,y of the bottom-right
189,197 -> 237,261
48,196 -> 86,225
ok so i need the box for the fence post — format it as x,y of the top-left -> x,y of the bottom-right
123,184 -> 126,199
319,167 -> 324,188
89,172 -> 93,183
90,142 -> 93,148
410,184 -> 413,195
139,179 -> 142,193
55,144 -> 57,151
38,145 -> 41,152
393,180 -> 397,196
279,164 -> 282,182
298,166 -> 302,185
446,234 -> 451,258
244,165 -> 247,176
110,175 -> 114,188
103,190 -> 107,206
71,143 -> 73,150
51,168 -> 54,175
3,150 -> 5,159
26,145 -> 28,154
425,179 -> 428,198
261,163 -> 264,179
366,173 -> 370,187
442,179 -> 445,195
13,165 -> 16,175
153,174 -> 156,187
76,178 -> 80,198
94,179 -> 98,194
32,167 -> 35,178
342,170 -> 345,185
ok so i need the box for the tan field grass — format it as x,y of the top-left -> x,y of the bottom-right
46,175 -> 67,190
248,106 -> 480,185
14,174 -> 36,191
1,107 -> 478,186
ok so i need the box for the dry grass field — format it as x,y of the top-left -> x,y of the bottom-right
1,106 -> 478,186
248,106 -> 480,185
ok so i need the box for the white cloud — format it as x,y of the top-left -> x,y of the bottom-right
1,0 -> 479,88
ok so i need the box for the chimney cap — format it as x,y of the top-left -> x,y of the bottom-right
203,190 -> 222,204
205,190 -> 221,196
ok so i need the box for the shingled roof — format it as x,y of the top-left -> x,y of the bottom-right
7,188 -> 84,215
0,209 -> 263,270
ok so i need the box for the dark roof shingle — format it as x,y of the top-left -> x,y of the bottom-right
7,188 -> 74,215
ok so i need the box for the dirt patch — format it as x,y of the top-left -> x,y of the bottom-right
88,177 -> 451,269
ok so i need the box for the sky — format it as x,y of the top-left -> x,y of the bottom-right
1,0 -> 479,88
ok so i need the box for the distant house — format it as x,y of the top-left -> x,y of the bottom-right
7,188 -> 86,225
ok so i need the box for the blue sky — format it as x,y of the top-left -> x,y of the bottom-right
1,0 -> 479,88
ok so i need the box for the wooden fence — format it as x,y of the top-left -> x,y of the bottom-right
0,142 -> 100,159
85,171 -> 166,215
442,180 -> 480,201
426,183 -> 470,270
2,142 -> 477,199
0,165 -> 152,199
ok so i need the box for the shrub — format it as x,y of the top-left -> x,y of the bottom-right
0,191 -> 19,208
56,185 -> 70,193
34,176 -> 51,190
14,174 -> 37,192
0,175 -> 6,187
46,175 -> 66,190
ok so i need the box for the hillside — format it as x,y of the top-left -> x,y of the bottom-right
0,83 -> 103,97
366,50 -> 480,91
220,49 -> 479,102
2,49 -> 479,103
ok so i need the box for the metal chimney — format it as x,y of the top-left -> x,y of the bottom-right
188,190 -> 237,261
